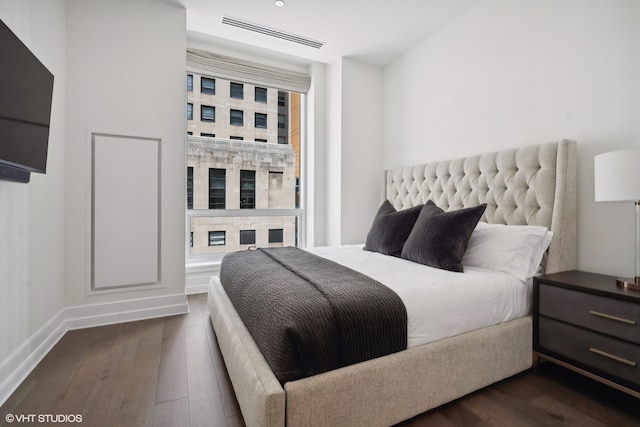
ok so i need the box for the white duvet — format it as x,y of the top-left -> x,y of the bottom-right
308,245 -> 532,349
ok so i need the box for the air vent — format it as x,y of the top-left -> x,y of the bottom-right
221,16 -> 324,49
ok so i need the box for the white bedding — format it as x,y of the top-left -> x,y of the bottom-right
308,244 -> 532,349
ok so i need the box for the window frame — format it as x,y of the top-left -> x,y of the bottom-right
239,169 -> 255,209
208,168 -> 226,209
230,109 -> 244,126
201,105 -> 215,122
201,77 -> 215,95
239,229 -> 256,245
230,82 -> 244,99
208,230 -> 226,246
255,112 -> 267,129
255,86 -> 267,103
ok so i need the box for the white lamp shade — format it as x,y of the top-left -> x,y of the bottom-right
594,150 -> 640,202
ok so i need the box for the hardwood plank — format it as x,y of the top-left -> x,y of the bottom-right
185,322 -> 228,426
155,314 -> 188,404
78,322 -> 144,427
115,318 -> 164,427
153,397 -> 190,427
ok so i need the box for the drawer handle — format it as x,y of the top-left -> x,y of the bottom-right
589,347 -> 637,367
589,310 -> 637,325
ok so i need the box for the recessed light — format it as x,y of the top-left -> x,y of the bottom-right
275,0 -> 285,7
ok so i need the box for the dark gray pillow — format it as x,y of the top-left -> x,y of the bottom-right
401,202 -> 487,272
363,200 -> 423,257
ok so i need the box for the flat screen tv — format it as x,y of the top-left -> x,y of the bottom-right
0,18 -> 54,183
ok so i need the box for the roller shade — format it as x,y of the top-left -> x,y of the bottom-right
187,49 -> 311,94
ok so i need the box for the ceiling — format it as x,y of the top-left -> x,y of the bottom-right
179,0 -> 483,66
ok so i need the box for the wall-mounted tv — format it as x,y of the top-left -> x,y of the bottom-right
0,18 -> 54,183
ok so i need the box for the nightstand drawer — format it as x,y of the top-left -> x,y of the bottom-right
539,317 -> 640,390
539,283 -> 640,344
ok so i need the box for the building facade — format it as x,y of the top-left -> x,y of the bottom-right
187,73 -> 299,255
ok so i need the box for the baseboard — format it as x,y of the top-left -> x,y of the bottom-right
0,293 -> 189,406
186,262 -> 219,295
0,308 -> 67,407
65,293 -> 189,330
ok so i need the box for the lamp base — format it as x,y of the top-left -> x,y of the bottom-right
616,277 -> 640,291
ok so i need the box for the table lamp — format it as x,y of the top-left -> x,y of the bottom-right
594,149 -> 640,290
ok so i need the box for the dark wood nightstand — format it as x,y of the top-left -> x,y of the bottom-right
533,270 -> 640,398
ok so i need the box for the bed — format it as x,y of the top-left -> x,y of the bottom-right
207,139 -> 577,427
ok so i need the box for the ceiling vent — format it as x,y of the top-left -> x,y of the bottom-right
221,16 -> 324,49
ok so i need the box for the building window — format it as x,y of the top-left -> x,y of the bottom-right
230,136 -> 243,140
278,136 -> 287,145
255,138 -> 267,143
201,133 -> 215,137
201,105 -> 215,122
201,77 -> 215,95
230,82 -> 244,99
278,113 -> 286,129
187,103 -> 193,120
190,232 -> 193,247
230,109 -> 244,126
187,74 -> 193,92
209,231 -> 226,246
240,170 -> 255,209
255,86 -> 267,103
255,113 -> 267,129
209,168 -> 226,209
269,229 -> 283,243
239,230 -> 256,245
187,167 -> 193,209
278,92 -> 286,107
187,131 -> 193,135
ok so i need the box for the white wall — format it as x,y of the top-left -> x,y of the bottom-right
64,0 -> 186,304
0,0 -> 66,366
383,0 -> 640,277
340,58 -> 384,244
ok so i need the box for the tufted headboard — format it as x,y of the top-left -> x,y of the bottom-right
385,140 -> 577,274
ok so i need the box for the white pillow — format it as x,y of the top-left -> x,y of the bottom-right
462,222 -> 553,281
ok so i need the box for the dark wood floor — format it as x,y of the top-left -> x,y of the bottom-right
2,293 -> 639,426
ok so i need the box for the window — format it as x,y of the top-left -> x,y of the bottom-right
187,103 -> 193,120
230,109 -> 243,126
201,77 -> 215,95
185,61 -> 307,261
240,170 -> 255,209
187,131 -> 193,135
187,74 -> 193,92
255,113 -> 267,129
209,231 -> 226,246
209,168 -> 226,209
269,229 -> 283,243
230,82 -> 244,99
278,136 -> 287,145
239,230 -> 256,245
278,113 -> 286,129
255,86 -> 267,103
187,167 -> 193,209
201,105 -> 215,122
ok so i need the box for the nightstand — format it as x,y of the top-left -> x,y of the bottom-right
533,270 -> 640,398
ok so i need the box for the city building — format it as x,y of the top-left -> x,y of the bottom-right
186,73 -> 300,255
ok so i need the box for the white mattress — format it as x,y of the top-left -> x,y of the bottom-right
308,245 -> 532,349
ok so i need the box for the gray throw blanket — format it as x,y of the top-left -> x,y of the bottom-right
220,246 -> 407,384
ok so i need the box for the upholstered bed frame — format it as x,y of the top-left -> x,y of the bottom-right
208,140 -> 577,426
